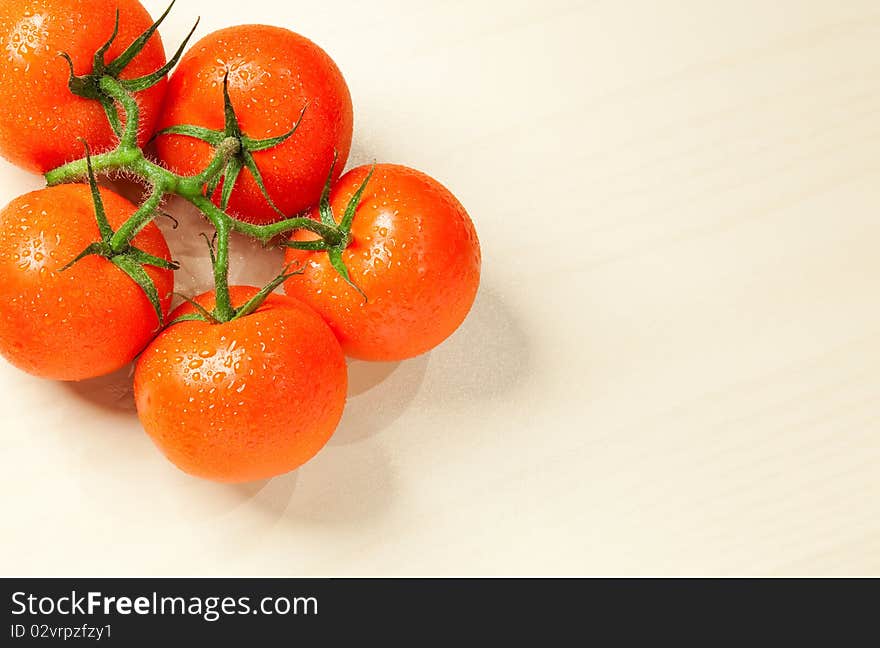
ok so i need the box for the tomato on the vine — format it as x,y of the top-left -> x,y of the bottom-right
284,164 -> 481,361
0,0 -> 485,486
0,184 -> 174,381
155,25 -> 353,225
134,287 -> 347,483
0,0 -> 168,173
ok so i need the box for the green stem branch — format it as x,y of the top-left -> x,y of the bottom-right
45,148 -> 132,185
100,76 -> 140,148
229,215 -> 344,245
110,186 -> 165,252
44,68 -> 354,324
194,137 -> 241,185
189,196 -> 235,320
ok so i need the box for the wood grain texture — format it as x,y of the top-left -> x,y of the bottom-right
0,0 -> 877,576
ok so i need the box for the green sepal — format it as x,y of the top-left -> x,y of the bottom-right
126,246 -> 180,271
155,124 -> 225,146
59,242 -> 112,272
118,17 -> 200,93
92,10 -> 120,74
111,254 -> 166,326
59,52 -> 100,100
107,1 -> 175,76
327,247 -> 367,303
83,146 -> 113,239
340,165 -> 376,232
318,151 -> 339,226
231,264 -> 305,321
241,102 -> 307,152
168,312 -> 211,327
240,150 -> 286,216
221,73 -> 242,137
172,293 -> 218,325
205,172 -> 222,201
220,156 -> 244,211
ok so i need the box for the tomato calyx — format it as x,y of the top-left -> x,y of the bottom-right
283,153 -> 376,302
156,73 -> 306,218
60,1 -> 199,136
169,256 -> 305,327
60,149 -> 178,326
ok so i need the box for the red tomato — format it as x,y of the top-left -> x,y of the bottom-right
0,185 -> 173,381
155,25 -> 353,225
0,0 -> 168,173
285,164 -> 481,361
134,287 -> 348,483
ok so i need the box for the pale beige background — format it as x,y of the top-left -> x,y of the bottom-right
1,0 -> 878,576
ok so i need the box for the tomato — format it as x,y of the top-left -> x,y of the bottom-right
0,0 -> 168,174
284,164 -> 481,361
134,287 -> 347,483
0,185 -> 173,381
155,25 -> 353,225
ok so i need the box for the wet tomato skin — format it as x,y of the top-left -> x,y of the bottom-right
134,287 -> 348,484
0,184 -> 174,381
0,0 -> 168,173
285,164 -> 481,361
155,25 -> 353,225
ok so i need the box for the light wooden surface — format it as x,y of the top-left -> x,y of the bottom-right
1,0 -> 878,576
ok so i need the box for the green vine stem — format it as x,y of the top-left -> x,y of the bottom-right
109,187 -> 164,253
45,77 -> 348,226
45,83 -> 353,323
42,2 -> 373,323
103,76 -> 140,148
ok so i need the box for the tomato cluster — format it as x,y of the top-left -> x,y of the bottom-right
0,1 -> 481,483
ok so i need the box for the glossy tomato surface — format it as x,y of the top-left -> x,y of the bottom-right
285,164 -> 481,361
155,25 -> 353,224
0,0 -> 168,173
0,184 -> 174,381
134,287 -> 348,483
